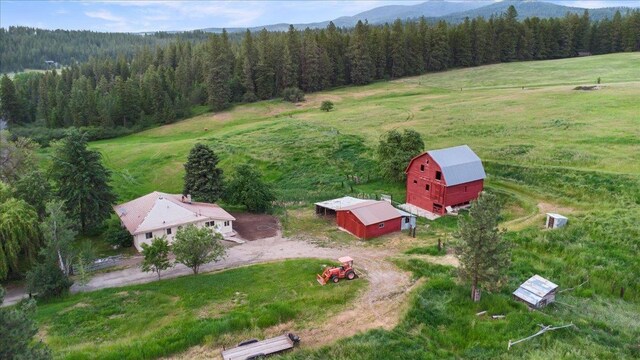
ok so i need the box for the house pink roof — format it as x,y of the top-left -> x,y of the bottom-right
113,192 -> 235,235
339,201 -> 403,226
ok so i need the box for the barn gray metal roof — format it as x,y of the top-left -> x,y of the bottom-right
512,275 -> 558,306
427,145 -> 486,186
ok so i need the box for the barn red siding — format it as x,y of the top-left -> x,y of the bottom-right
405,153 -> 483,214
336,210 -> 401,240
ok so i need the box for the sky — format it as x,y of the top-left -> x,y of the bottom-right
1,1 -> 639,33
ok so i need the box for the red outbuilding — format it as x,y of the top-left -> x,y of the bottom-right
336,201 -> 403,240
405,145 -> 486,215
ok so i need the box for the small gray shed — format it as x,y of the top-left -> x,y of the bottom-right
513,275 -> 559,309
545,213 -> 568,229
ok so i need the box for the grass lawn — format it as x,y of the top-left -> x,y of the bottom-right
34,259 -> 365,359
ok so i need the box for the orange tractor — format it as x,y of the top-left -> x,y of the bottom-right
317,256 -> 358,285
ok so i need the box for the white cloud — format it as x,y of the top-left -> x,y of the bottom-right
84,9 -> 125,22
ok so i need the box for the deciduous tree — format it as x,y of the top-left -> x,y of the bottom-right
225,164 -> 276,213
172,224 -> 225,275
377,129 -> 424,182
141,236 -> 172,280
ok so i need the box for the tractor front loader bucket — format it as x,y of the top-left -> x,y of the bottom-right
316,274 -> 327,286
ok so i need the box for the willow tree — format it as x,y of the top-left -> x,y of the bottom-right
454,192 -> 511,302
0,183 -> 40,279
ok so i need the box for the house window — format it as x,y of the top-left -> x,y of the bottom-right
420,164 -> 425,172
378,223 -> 385,228
223,221 -> 230,226
435,171 -> 442,180
145,232 -> 153,239
425,184 -> 430,191
205,221 -> 215,227
166,228 -> 172,235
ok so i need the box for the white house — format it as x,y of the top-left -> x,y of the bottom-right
113,192 -> 235,252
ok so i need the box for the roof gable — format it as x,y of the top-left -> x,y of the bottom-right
341,201 -> 402,226
408,145 -> 486,186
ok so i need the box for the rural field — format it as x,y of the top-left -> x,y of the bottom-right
34,53 -> 639,359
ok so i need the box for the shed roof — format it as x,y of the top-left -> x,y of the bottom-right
427,145 -> 486,186
546,213 -> 568,220
513,275 -> 558,306
340,201 -> 403,226
113,192 -> 235,235
314,196 -> 370,211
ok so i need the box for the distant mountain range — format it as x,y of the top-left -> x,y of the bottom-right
194,0 -> 636,34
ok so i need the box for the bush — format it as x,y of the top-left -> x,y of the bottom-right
282,87 -> 305,103
104,217 -> 133,248
242,92 -> 258,103
320,100 -> 334,112
26,262 -> 72,299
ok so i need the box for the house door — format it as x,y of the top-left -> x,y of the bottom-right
547,217 -> 554,228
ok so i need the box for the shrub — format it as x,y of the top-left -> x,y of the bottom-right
26,262 -> 72,299
282,87 -> 305,103
104,217 -> 133,248
242,92 -> 258,103
320,100 -> 334,112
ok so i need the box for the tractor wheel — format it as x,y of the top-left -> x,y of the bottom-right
331,276 -> 339,283
346,271 -> 356,280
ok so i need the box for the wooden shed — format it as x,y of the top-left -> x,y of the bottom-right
513,275 -> 559,309
405,145 -> 486,215
336,201 -> 402,240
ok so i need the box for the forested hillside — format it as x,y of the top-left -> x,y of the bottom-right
1,8 -> 639,143
0,27 -> 211,73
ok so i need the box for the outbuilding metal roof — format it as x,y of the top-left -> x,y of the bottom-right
546,213 -> 568,220
113,192 -> 235,235
314,196 -> 370,211
427,145 -> 486,186
340,201 -> 403,226
513,275 -> 559,306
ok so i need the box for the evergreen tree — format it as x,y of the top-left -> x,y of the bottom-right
0,287 -> 52,359
390,19 -> 407,78
206,34 -> 232,111
348,21 -> 373,85
50,130 -> 116,233
0,74 -> 23,124
183,143 -> 224,203
454,192 -> 511,302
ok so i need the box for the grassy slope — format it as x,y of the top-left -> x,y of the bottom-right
34,259 -> 364,359
79,53 -> 640,358
93,53 -> 640,202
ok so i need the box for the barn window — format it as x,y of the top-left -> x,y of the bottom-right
435,171 -> 442,180
425,184 -> 430,191
145,232 -> 153,239
404,217 -> 409,224
413,179 -> 417,184
378,223 -> 385,228
166,228 -> 172,235
465,186 -> 468,192
420,164 -> 425,172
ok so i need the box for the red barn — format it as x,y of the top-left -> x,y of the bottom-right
336,201 -> 402,240
405,145 -> 485,215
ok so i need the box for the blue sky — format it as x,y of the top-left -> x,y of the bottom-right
1,1 -> 639,33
